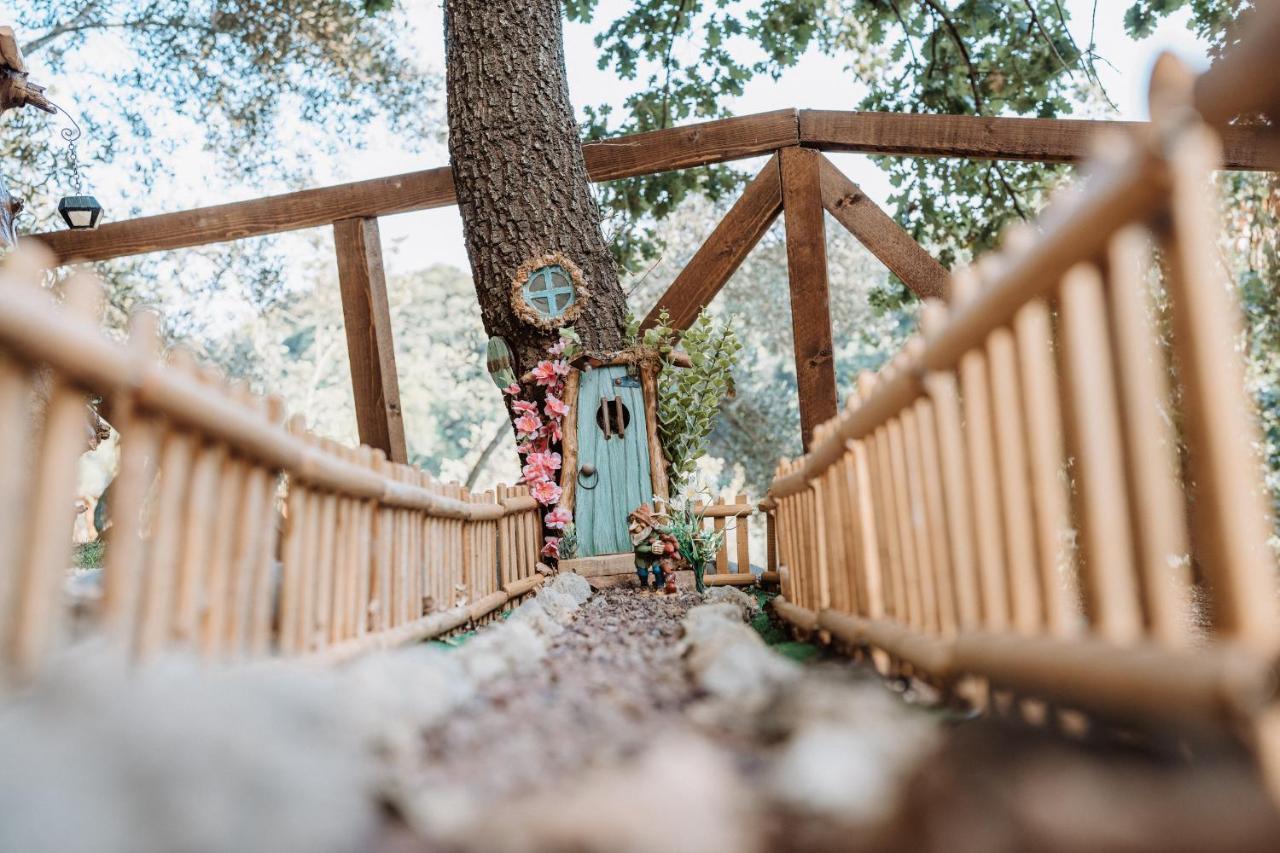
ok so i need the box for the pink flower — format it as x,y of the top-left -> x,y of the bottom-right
517,435 -> 549,457
548,339 -> 567,357
503,383 -> 521,396
512,399 -> 538,415
531,359 -> 570,386
514,412 -> 542,438
545,506 -> 572,530
522,451 -> 561,484
543,394 -> 569,420
546,419 -> 563,443
530,479 -> 562,506
541,536 -> 561,559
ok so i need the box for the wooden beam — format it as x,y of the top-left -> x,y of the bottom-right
583,109 -> 798,181
33,106 -> 1278,267
640,154 -> 782,331
32,110 -> 799,265
816,154 -> 948,300
799,109 -> 1280,171
333,217 -> 407,463
779,147 -> 837,450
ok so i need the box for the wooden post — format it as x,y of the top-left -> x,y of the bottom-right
334,217 -> 408,463
779,147 -> 838,450
816,154 -> 948,300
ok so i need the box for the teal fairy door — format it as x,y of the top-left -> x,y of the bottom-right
575,366 -> 654,556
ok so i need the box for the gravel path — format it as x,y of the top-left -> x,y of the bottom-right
413,587 -> 705,809
385,586 -> 1280,853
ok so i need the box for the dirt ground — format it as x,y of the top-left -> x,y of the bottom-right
380,585 -> 1280,853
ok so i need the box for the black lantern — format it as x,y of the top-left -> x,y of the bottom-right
57,194 -> 102,230
48,101 -> 104,230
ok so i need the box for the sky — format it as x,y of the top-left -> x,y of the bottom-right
12,0 -> 1210,282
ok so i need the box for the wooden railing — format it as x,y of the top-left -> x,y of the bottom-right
765,61 -> 1280,781
0,246 -> 544,679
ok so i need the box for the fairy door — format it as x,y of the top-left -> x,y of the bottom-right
574,366 -> 654,556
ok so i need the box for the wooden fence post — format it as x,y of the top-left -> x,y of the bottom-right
334,216 -> 408,464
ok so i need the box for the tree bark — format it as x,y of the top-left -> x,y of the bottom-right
444,0 -> 626,374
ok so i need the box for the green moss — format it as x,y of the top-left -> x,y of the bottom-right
770,641 -> 821,663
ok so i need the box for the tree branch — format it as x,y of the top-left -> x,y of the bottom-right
22,1 -> 105,55
465,418 -> 513,490
1021,0 -> 1074,76
920,0 -> 984,113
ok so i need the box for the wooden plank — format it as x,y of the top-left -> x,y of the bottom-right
640,155 -> 783,331
560,553 -> 635,579
33,111 -> 799,265
584,109 -> 798,180
816,154 -> 948,300
798,109 -> 1280,171
30,102 -> 1280,266
334,217 -> 407,463
735,493 -> 750,573
779,147 -> 837,450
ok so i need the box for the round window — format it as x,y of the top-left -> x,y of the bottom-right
522,265 -> 577,320
510,252 -> 589,331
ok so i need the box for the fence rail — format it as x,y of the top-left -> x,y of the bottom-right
765,63 -> 1280,784
0,246 -> 544,679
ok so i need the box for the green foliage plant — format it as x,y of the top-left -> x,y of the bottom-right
650,308 -> 742,493
667,496 -> 724,593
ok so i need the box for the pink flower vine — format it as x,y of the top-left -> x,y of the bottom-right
506,345 -> 575,561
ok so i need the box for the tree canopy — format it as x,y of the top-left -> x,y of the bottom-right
570,0 -> 1249,283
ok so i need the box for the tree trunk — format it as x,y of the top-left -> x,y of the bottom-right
444,0 -> 626,375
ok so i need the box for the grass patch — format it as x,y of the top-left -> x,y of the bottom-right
745,586 -> 823,662
73,541 -> 105,569
426,608 -> 511,650
770,641 -> 822,663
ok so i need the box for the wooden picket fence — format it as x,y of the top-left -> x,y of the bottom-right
0,247 -> 544,679
697,493 -> 780,587
765,65 -> 1280,781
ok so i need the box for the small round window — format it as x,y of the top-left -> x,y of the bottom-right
521,265 -> 577,320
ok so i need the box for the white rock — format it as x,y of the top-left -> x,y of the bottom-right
702,586 -> 759,619
0,649 -> 377,853
533,587 -> 580,625
457,621 -> 548,682
338,644 -> 475,761
682,605 -> 800,714
506,597 -> 565,639
452,735 -> 761,853
546,571 -> 592,605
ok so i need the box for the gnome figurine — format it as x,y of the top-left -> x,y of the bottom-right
628,500 -> 681,591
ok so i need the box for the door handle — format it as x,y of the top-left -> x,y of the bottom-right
578,463 -> 598,489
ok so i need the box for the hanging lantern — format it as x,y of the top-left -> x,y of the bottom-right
57,194 -> 102,230
49,101 -> 104,230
